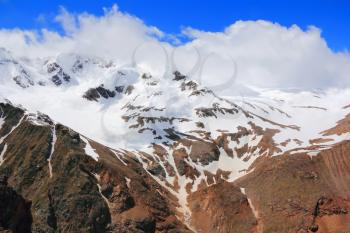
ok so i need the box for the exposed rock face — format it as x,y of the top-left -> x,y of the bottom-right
234,141 -> 350,233
0,107 -> 110,233
46,62 -> 71,86
0,103 -> 190,233
188,181 -> 257,233
83,85 -> 116,101
0,175 -> 32,233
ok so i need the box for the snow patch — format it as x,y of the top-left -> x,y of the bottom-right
81,137 -> 99,161
307,150 -> 320,158
201,148 -> 255,182
0,108 -> 4,129
247,197 -> 259,219
125,177 -> 131,189
0,144 -> 8,166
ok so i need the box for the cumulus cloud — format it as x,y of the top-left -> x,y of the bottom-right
183,21 -> 350,90
0,5 -> 166,60
0,4 -> 350,90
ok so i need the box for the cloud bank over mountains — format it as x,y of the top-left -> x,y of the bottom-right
0,4 -> 349,90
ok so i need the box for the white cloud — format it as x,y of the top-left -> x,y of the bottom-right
0,5 -> 167,60
0,5 -> 350,90
182,21 -> 350,90
55,6 -> 78,34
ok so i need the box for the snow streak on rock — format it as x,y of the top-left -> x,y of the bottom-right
48,126 -> 57,178
81,137 -> 100,161
0,116 -> 25,144
0,144 -> 7,166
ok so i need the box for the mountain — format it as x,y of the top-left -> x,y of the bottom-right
1,49 -> 350,233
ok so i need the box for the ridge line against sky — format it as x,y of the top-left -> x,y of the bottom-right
0,1 -> 350,90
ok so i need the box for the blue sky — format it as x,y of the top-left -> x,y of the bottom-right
0,0 -> 349,51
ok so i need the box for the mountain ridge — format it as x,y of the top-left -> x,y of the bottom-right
1,50 -> 350,232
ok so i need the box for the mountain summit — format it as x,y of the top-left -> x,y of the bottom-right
1,51 -> 350,232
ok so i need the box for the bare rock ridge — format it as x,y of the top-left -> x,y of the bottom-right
83,85 -> 116,101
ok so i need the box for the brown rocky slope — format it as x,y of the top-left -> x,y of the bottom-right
1,101 -> 350,233
0,102 -> 190,233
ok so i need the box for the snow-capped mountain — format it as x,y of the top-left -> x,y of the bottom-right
1,49 -> 350,233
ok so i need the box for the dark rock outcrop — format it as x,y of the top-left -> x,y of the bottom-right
47,62 -> 71,86
0,175 -> 33,233
83,85 -> 116,101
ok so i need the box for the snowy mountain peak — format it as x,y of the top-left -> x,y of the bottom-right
2,49 -> 350,232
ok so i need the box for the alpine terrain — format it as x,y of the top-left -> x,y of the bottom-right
1,48 -> 350,233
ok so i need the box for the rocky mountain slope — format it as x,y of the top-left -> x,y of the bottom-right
1,49 -> 350,232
